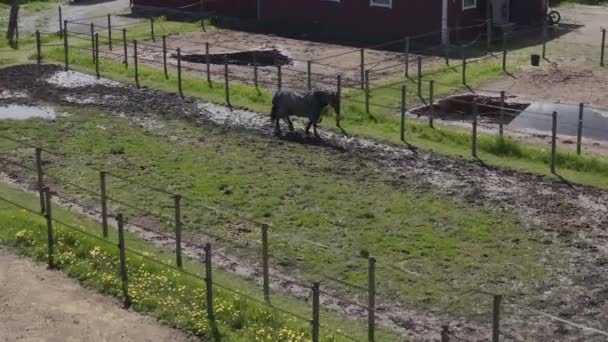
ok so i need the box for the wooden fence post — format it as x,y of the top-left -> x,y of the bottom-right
15,18 -> 19,50
205,42 -> 211,87
44,187 -> 54,269
107,14 -> 112,50
492,295 -> 502,342
276,62 -> 282,90
204,243 -> 214,320
360,48 -> 365,89
122,29 -> 128,68
133,40 -> 140,88
177,48 -> 183,97
307,60 -> 312,90
90,23 -> 95,63
150,18 -> 155,42
499,91 -> 505,137
542,24 -> 547,60
404,36 -> 410,78
116,213 -> 131,308
173,194 -> 182,268
444,38 -> 450,66
95,33 -> 100,79
441,325 -> 450,342
63,22 -> 69,71
36,30 -> 41,75
224,56 -> 230,107
601,28 -> 606,67
486,19 -> 492,51
162,35 -> 168,79
365,70 -> 370,114
253,51 -> 258,88
417,56 -> 422,98
429,80 -> 434,128
551,111 -> 557,174
35,147 -> 45,214
368,257 -> 376,342
502,33 -> 507,73
472,102 -> 478,158
261,224 -> 270,303
577,103 -> 584,155
462,57 -> 467,85
58,6 -> 62,38
312,282 -> 320,342
100,171 -> 108,238
400,85 -> 406,142
336,75 -> 342,127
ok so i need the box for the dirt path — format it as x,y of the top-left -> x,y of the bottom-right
2,64 -> 608,341
0,247 -> 196,342
18,0 -> 138,35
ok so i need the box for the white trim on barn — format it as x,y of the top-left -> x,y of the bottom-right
462,0 -> 477,10
370,0 -> 391,9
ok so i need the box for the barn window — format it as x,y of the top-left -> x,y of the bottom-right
462,0 -> 477,10
370,0 -> 392,8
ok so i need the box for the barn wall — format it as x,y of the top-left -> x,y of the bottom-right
131,0 -> 545,42
259,0 -> 443,40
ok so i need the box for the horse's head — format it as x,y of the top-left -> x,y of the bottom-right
314,91 -> 340,114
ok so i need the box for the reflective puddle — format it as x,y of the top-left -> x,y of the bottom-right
508,103 -> 608,141
0,105 -> 56,120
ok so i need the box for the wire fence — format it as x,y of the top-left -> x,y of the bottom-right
4,9 -> 608,341
2,122 -> 608,341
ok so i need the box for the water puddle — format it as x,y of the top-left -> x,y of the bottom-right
508,103 -> 608,141
0,105 -> 56,120
173,49 -> 292,66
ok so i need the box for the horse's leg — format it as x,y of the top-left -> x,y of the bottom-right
313,121 -> 320,138
274,115 -> 282,136
285,116 -> 294,132
305,121 -> 312,135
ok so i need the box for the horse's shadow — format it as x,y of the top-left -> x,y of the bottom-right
277,131 -> 348,152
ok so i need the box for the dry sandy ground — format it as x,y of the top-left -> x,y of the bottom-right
480,5 -> 608,108
0,248 -> 196,342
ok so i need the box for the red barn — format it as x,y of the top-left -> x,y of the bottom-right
132,0 -> 547,43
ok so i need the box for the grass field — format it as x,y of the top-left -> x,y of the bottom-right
0,105 -> 561,319
0,181 -> 400,341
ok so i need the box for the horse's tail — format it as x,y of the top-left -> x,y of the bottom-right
270,91 -> 281,123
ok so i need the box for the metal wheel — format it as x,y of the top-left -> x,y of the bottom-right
547,10 -> 561,25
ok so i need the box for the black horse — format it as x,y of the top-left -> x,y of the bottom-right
270,90 -> 339,137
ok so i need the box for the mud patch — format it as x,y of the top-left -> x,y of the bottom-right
46,70 -> 122,88
413,94 -> 530,125
173,49 -> 292,67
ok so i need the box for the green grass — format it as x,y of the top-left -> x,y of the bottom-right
37,36 -> 608,189
0,106 -> 561,318
0,182 -> 396,341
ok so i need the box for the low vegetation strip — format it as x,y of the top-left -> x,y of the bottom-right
34,31 -> 608,189
0,183 -> 365,342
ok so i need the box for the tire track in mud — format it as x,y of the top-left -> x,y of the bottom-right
2,64 -> 608,341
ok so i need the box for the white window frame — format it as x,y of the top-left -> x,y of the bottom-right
370,0 -> 392,9
462,0 -> 477,10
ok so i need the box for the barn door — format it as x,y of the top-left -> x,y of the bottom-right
490,0 -> 510,25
